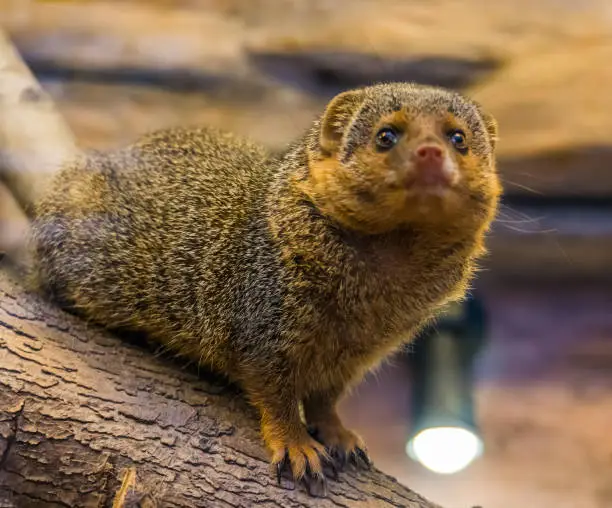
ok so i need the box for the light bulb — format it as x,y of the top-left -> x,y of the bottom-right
407,426 -> 483,474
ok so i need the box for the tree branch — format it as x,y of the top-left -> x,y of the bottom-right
0,29 -> 78,213
0,269 -> 440,507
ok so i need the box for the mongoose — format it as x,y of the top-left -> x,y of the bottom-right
7,82 -> 500,493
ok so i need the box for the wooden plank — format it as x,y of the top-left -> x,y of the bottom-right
483,204 -> 612,282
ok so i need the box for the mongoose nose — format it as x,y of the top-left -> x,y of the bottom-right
415,145 -> 443,162
409,143 -> 453,188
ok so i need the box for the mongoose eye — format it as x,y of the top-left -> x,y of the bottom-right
375,127 -> 400,151
448,130 -> 468,153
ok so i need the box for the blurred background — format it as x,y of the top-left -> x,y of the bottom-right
1,1 -> 611,507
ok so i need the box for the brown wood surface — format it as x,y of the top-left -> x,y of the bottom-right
4,0 -> 612,198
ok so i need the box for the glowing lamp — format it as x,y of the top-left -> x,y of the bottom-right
406,296 -> 487,474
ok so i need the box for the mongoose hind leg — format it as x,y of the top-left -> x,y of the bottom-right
304,388 -> 372,471
241,374 -> 331,496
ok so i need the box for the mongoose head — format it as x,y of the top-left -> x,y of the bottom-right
299,82 -> 501,235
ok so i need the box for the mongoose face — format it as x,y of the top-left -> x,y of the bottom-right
301,83 -> 501,234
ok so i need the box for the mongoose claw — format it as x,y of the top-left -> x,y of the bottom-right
275,452 -> 288,485
325,456 -> 339,480
308,422 -> 372,472
302,470 -> 328,497
270,435 -> 330,496
350,446 -> 372,470
330,447 -> 348,471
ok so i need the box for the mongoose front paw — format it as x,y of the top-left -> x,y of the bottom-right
308,421 -> 372,471
268,432 -> 331,496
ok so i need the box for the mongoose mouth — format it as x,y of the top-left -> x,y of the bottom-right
405,182 -> 455,199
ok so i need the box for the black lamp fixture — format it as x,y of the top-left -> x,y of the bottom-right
406,294 -> 487,474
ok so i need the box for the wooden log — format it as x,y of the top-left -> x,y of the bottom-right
0,269 -> 440,507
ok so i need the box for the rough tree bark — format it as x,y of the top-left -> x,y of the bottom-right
0,29 -> 440,508
0,268 -> 440,508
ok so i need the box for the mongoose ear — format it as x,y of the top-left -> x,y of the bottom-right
472,100 -> 498,152
320,89 -> 365,155
481,111 -> 499,151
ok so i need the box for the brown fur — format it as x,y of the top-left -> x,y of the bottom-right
18,82 -> 500,489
